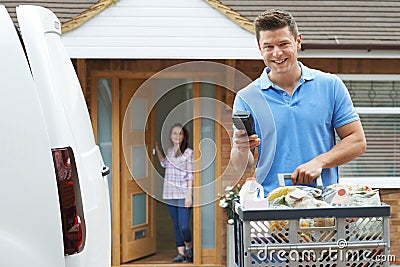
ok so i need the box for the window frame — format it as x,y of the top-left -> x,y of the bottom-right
337,74 -> 400,188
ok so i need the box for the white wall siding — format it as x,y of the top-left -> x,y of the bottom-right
62,0 -> 260,59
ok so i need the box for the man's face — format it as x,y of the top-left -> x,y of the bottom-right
257,26 -> 302,75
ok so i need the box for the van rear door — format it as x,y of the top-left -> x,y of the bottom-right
16,5 -> 111,267
0,5 -> 65,267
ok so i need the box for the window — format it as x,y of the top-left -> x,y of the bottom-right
338,75 -> 400,188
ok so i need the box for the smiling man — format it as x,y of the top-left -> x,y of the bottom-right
230,9 -> 366,195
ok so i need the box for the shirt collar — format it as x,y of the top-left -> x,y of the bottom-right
259,62 -> 315,90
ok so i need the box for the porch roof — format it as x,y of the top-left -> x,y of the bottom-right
6,0 -> 400,50
3,0 -> 400,59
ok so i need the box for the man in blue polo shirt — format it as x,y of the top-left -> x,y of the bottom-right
230,9 -> 366,195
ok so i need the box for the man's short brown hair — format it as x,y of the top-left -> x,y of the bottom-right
254,9 -> 299,42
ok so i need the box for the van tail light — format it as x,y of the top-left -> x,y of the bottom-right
51,147 -> 86,255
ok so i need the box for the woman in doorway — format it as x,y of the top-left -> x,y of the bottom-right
155,123 -> 193,263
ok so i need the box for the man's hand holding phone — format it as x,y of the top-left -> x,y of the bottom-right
232,110 -> 255,136
231,110 -> 260,172
232,111 -> 260,151
233,129 -> 260,151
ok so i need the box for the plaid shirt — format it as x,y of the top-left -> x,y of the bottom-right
161,147 -> 194,199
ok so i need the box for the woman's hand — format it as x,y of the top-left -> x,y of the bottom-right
185,180 -> 193,208
155,141 -> 164,162
185,196 -> 192,208
155,141 -> 160,153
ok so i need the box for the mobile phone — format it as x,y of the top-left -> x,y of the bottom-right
232,110 -> 255,136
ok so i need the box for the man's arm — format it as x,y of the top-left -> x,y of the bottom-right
292,120 -> 366,185
230,130 -> 261,173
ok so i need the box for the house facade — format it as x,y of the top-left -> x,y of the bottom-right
4,0 -> 400,266
75,57 -> 400,266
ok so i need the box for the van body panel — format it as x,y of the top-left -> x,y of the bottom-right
16,5 -> 96,151
0,5 -> 65,267
17,5 -> 111,267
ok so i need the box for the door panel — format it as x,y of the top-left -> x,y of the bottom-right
120,78 -> 156,263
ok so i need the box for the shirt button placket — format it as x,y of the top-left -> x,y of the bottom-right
282,91 -> 290,105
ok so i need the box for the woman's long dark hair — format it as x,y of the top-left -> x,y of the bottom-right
170,123 -> 189,157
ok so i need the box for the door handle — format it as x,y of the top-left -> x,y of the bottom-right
101,166 -> 110,177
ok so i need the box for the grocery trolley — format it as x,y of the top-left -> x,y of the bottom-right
232,177 -> 391,267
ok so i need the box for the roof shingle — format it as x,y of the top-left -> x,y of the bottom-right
217,0 -> 400,49
1,0 -> 114,33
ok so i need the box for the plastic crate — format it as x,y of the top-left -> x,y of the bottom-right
233,201 -> 391,267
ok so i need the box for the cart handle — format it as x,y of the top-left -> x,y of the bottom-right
277,173 -> 323,189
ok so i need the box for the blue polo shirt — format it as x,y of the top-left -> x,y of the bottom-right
233,62 -> 359,195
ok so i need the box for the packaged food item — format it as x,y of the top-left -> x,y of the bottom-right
314,218 -> 335,227
349,189 -> 380,206
322,184 -> 350,206
266,183 -> 381,209
322,183 -> 381,207
267,186 -> 323,208
266,186 -> 297,202
299,218 -> 335,228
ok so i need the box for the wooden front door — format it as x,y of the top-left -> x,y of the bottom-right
120,78 -> 156,263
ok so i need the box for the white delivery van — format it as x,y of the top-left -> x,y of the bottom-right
0,5 -> 111,267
